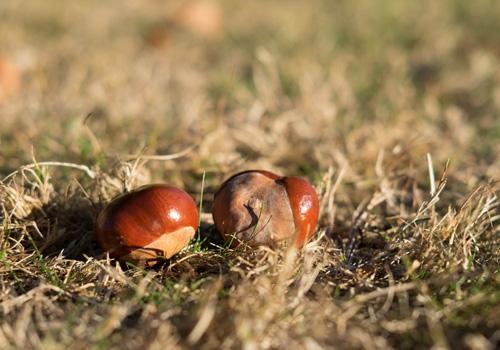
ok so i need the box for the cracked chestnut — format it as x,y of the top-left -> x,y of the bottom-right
212,170 -> 319,248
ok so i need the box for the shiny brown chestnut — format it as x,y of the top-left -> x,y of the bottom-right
212,170 -> 319,248
96,184 -> 198,265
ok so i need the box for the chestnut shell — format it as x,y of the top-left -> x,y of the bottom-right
212,170 -> 319,247
96,184 -> 198,263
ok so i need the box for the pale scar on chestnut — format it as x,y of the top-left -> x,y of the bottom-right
121,226 -> 196,266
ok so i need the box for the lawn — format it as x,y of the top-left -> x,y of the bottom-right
0,0 -> 499,349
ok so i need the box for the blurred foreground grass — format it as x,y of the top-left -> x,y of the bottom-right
0,0 -> 499,349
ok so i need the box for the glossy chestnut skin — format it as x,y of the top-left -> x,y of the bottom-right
96,184 -> 198,265
212,170 -> 319,248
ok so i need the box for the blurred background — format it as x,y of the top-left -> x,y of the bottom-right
0,0 -> 499,191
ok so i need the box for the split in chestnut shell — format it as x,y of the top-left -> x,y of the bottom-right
212,170 -> 319,248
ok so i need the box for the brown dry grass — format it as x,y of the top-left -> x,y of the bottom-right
0,0 -> 499,349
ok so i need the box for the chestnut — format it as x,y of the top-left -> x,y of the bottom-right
173,0 -> 222,40
0,55 -> 21,103
96,184 -> 198,265
212,170 -> 319,248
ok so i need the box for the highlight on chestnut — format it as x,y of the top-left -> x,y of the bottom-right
212,170 -> 319,248
95,184 -> 198,265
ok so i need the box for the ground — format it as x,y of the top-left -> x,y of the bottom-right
0,0 -> 499,349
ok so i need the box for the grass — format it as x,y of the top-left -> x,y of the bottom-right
0,0 -> 499,349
